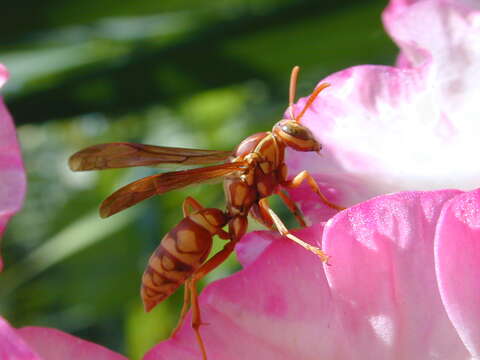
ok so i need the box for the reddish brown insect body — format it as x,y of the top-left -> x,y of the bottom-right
69,66 -> 344,360
141,199 -> 228,312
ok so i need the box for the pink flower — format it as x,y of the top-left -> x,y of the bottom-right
287,0 -> 480,223
145,190 -> 480,359
145,0 -> 480,359
0,316 -> 127,360
0,64 -> 26,271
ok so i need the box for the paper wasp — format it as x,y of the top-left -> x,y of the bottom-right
69,66 -> 344,359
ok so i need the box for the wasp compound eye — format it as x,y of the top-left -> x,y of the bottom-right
281,121 -> 312,140
273,120 -> 321,152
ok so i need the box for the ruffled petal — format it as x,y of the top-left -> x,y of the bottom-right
286,0 -> 480,219
17,326 -> 128,360
323,190 -> 469,358
145,190 -> 479,359
435,189 -> 480,357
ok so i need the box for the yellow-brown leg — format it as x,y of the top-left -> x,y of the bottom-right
258,198 -> 329,262
168,197 -> 204,338
182,240 -> 237,360
189,279 -> 209,360
183,197 -> 230,240
182,196 -> 204,216
191,240 -> 236,282
283,170 -> 345,211
170,280 -> 191,337
277,189 -> 307,227
249,201 -> 275,230
216,228 -> 231,240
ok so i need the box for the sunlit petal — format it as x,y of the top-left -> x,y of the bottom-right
324,190 -> 468,359
287,0 -> 480,221
435,189 -> 480,358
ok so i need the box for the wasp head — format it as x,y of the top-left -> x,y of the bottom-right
272,119 -> 321,152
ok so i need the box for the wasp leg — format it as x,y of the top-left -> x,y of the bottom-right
216,228 -> 231,240
258,198 -> 329,262
282,170 -> 345,211
182,198 -> 230,240
250,202 -> 275,230
170,280 -> 192,337
252,195 -> 305,230
189,279 -> 209,360
276,189 -> 307,227
188,240 -> 237,360
182,196 -> 204,216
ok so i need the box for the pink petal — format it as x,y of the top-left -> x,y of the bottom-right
144,226 -> 347,360
0,64 -> 8,88
286,0 -> 480,217
0,317 -> 42,360
435,189 -> 480,357
324,190 -> 468,358
145,190 -> 479,359
235,229 -> 276,267
384,0 -> 480,70
17,327 -> 128,360
0,65 -> 26,270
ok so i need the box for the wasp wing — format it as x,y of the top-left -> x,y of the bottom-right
69,143 -> 233,171
99,162 -> 245,218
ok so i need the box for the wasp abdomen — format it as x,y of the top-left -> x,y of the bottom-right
141,217 -> 213,312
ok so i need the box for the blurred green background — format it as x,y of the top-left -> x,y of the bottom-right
0,0 -> 397,358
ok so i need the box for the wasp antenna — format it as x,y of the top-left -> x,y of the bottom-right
296,82 -> 330,123
289,66 -> 300,108
289,66 -> 300,120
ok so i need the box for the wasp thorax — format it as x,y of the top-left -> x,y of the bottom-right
272,119 -> 321,152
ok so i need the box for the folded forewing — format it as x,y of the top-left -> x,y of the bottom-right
99,162 -> 246,218
69,143 -> 233,171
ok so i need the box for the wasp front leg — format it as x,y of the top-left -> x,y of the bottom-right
282,170 -> 345,211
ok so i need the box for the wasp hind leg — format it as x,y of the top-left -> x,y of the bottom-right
170,281 -> 192,338
186,240 -> 236,360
